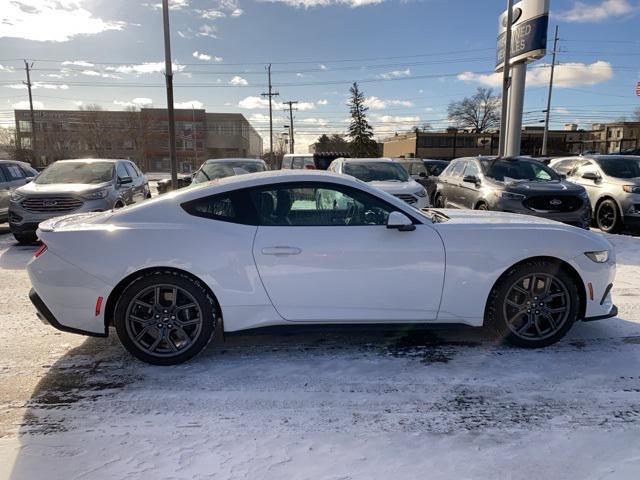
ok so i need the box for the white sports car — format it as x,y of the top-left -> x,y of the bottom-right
27,171 -> 617,365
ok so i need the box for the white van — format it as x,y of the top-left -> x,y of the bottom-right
281,154 -> 316,170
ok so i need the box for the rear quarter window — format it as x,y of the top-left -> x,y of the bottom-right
181,191 -> 257,225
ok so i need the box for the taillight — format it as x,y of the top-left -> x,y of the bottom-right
305,164 -> 316,170
34,244 -> 47,258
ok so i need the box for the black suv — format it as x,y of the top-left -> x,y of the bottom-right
434,156 -> 591,228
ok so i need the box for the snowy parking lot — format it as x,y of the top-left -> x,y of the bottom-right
1,225 -> 640,479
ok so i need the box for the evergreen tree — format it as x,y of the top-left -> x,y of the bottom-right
347,83 -> 377,157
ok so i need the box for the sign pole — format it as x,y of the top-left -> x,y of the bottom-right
498,0 -> 514,157
506,63 -> 527,156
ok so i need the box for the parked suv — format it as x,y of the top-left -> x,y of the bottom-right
328,157 -> 429,209
9,159 -> 149,243
192,158 -> 267,184
561,155 -> 640,233
434,156 -> 591,228
1,160 -> 38,224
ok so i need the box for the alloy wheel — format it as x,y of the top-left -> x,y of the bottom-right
597,202 -> 617,231
502,273 -> 571,341
124,284 -> 204,358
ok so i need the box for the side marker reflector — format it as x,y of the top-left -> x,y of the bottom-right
587,283 -> 594,301
95,296 -> 103,317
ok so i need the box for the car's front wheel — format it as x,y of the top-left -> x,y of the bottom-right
114,271 -> 217,365
595,199 -> 621,233
486,260 -> 579,348
13,231 -> 38,244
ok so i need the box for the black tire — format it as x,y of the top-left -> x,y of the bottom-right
595,199 -> 621,234
476,202 -> 488,211
13,231 -> 38,244
434,194 -> 445,208
114,271 -> 217,365
486,260 -> 579,348
114,200 -> 125,209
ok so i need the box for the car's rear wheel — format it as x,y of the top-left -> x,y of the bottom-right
115,271 -> 216,365
13,231 -> 38,244
434,194 -> 445,208
486,260 -> 579,348
476,202 -> 488,211
595,199 -> 621,233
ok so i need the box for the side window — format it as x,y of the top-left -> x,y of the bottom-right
575,161 -> 598,178
463,161 -> 480,179
0,167 -> 7,183
450,161 -> 466,178
4,164 -> 26,180
249,183 -> 397,227
292,157 -> 304,169
116,162 -> 129,179
181,192 -> 255,225
124,163 -> 139,178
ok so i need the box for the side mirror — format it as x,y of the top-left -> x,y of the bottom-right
419,172 -> 427,178
463,175 -> 480,184
387,211 -> 416,231
559,173 -> 567,180
118,176 -> 133,185
582,172 -> 600,182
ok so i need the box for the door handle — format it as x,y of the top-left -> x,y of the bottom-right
261,246 -> 302,256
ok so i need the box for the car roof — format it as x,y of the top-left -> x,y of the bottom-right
203,158 -> 265,164
52,158 -> 123,163
343,157 -> 394,163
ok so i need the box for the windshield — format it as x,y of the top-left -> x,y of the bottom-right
483,159 -> 558,182
195,161 -> 265,182
34,162 -> 114,185
424,162 -> 447,176
596,157 -> 640,179
344,162 -> 409,182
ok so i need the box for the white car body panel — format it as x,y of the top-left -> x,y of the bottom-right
26,171 -> 616,337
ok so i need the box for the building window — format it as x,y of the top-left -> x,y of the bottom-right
18,120 -> 32,133
20,137 -> 32,149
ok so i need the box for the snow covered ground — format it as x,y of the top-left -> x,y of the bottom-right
0,225 -> 639,479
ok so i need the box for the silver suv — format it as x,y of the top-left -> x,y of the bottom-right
9,159 -> 149,243
552,155 -> 640,233
0,160 -> 38,224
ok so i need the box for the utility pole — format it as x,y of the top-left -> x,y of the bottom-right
542,25 -> 559,156
261,65 -> 279,166
162,0 -> 178,189
23,60 -> 37,165
283,101 -> 298,154
498,0 -> 514,157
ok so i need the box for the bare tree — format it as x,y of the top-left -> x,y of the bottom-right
448,88 -> 500,133
0,127 -> 16,146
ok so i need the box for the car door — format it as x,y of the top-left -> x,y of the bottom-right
570,160 -> 603,206
442,160 -> 466,208
124,162 -> 144,203
115,161 -> 135,204
0,167 -> 9,219
250,182 -> 445,322
459,160 -> 482,209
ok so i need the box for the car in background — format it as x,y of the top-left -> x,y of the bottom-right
192,158 -> 267,185
1,160 -> 39,224
156,174 -> 194,195
393,158 -> 429,187
561,155 -> 640,233
28,170 -> 617,364
434,156 -> 591,229
9,158 -> 149,244
328,157 -> 429,209
282,154 -> 316,170
422,159 -> 450,203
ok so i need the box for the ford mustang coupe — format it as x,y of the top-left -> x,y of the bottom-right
27,171 -> 617,364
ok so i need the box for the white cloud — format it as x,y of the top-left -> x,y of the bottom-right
80,69 -> 121,79
144,0 -> 189,10
239,96 -> 270,109
231,8 -> 244,16
457,61 -> 613,88
72,100 -> 84,107
62,60 -> 94,67
376,115 -> 420,123
0,0 -> 126,42
379,68 -> 411,79
555,107 -> 571,114
249,113 -> 270,123
0,64 -> 14,72
364,96 -> 414,109
555,0 -> 636,22
192,51 -> 223,62
319,64 -> 327,70
114,97 -> 153,108
175,100 -> 205,109
197,25 -> 218,38
197,9 -> 226,19
229,76 -> 249,85
297,101 -> 319,111
300,118 -> 328,126
316,99 -> 329,105
257,0 -> 385,7
106,62 -> 185,75
5,82 -> 69,90
13,100 -> 44,110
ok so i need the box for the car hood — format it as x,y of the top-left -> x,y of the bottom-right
17,182 -> 112,195
495,179 -> 584,194
368,180 -> 422,195
435,208 -> 562,226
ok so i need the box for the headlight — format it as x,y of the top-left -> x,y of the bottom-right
82,188 -> 109,200
622,185 -> 640,194
500,191 -> 526,200
10,192 -> 25,202
415,188 -> 427,198
585,251 -> 609,263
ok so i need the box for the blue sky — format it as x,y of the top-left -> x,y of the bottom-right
1,0 -> 639,151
